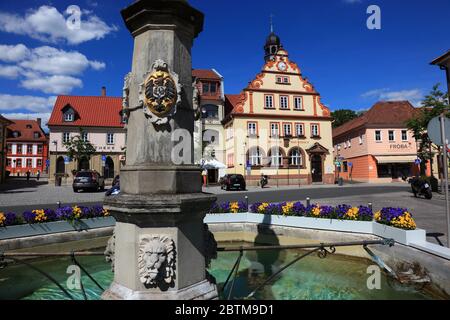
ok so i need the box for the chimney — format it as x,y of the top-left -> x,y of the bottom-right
101,86 -> 106,97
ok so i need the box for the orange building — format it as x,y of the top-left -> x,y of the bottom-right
332,101 -> 428,183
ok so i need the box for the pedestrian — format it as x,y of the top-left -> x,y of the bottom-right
26,170 -> 31,181
37,170 -> 41,181
202,169 -> 208,187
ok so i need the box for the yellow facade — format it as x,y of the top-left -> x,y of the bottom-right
224,45 -> 335,186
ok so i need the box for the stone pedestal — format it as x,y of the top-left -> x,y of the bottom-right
102,0 -> 218,300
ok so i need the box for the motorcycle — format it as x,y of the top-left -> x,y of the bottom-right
260,175 -> 269,188
408,177 -> 432,200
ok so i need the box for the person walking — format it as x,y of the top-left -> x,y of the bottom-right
202,169 -> 208,187
37,170 -> 41,181
26,170 -> 31,181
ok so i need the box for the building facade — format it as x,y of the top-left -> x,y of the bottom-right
223,32 -> 334,186
193,69 -> 226,183
332,101 -> 427,182
0,115 -> 12,183
5,119 -> 48,177
47,94 -> 126,184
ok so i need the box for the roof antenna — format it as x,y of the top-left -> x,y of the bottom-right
270,14 -> 274,33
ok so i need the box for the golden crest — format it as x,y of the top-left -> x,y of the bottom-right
143,70 -> 178,118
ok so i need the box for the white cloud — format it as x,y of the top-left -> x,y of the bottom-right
0,6 -> 117,45
0,65 -> 23,79
19,46 -> 105,76
0,44 -> 30,62
21,75 -> 83,95
0,94 -> 56,113
361,88 -> 423,107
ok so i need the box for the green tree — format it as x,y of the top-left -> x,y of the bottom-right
62,129 -> 96,167
406,84 -> 450,166
331,109 -> 358,128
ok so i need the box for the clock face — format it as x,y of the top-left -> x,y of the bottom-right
278,61 -> 287,71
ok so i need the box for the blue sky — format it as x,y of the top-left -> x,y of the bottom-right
0,0 -> 449,128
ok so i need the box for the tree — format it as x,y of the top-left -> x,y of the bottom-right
62,129 -> 97,169
331,109 -> 358,128
406,84 -> 450,173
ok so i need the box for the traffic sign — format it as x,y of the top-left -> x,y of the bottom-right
427,116 -> 450,146
348,162 -> 353,167
102,155 -> 107,162
64,156 -> 70,164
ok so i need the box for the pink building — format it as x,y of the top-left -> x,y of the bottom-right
332,101 -> 428,182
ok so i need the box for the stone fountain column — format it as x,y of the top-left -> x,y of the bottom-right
102,0 -> 218,300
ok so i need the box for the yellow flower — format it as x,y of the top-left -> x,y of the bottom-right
258,203 -> 269,213
282,202 -> 294,216
72,206 -> 82,219
374,211 -> 381,221
102,209 -> 110,217
230,202 -> 240,214
0,212 -> 5,226
344,207 -> 359,220
311,206 -> 321,217
32,209 -> 47,222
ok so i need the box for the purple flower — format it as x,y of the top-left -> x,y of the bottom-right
44,209 -> 57,222
237,201 -> 248,213
266,203 -> 282,215
335,205 -> 352,219
5,212 -> 18,226
293,202 -> 306,216
56,206 -> 73,220
220,202 -> 230,213
210,202 -> 219,213
79,206 -> 91,219
23,211 -> 36,224
320,206 -> 334,218
358,206 -> 373,221
91,206 -> 104,218
378,207 -> 406,223
250,202 -> 262,213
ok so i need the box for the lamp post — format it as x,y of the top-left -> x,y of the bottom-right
431,50 -> 450,247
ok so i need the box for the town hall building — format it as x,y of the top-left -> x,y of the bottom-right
223,31 -> 335,186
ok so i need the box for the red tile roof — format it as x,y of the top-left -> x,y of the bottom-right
48,96 -> 124,128
0,114 -> 13,124
6,119 -> 47,142
333,101 -> 419,138
224,94 -> 241,116
192,69 -> 221,81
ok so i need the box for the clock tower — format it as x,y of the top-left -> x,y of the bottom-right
264,31 -> 281,62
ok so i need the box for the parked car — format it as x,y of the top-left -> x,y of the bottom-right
73,170 -> 105,193
220,174 -> 246,191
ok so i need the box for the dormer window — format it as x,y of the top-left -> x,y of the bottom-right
26,124 -> 32,129
64,111 -> 74,122
34,132 -> 40,139
13,131 -> 19,138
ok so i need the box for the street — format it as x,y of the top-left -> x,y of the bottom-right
0,178 -> 448,246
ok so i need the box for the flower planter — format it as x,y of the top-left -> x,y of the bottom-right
0,217 -> 116,241
204,213 -> 249,224
373,222 -> 426,246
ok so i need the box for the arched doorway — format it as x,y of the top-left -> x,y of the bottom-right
104,157 -> 115,179
78,157 -> 90,171
56,156 -> 65,174
311,155 -> 323,183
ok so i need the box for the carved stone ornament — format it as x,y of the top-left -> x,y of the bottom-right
122,72 -> 132,125
139,59 -> 182,125
193,83 -> 201,121
104,230 -> 116,272
138,235 -> 176,286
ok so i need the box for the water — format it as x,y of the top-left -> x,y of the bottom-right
0,243 -> 435,300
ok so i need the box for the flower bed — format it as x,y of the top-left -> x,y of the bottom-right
210,201 -> 417,231
0,205 -> 110,227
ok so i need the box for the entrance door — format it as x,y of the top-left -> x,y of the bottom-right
104,157 -> 115,179
311,155 -> 323,183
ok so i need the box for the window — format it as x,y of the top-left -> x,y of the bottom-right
294,97 -> 303,110
27,144 -> 33,154
34,132 -> 40,139
265,95 -> 274,109
227,154 -> 234,167
283,77 -> 289,84
248,147 -> 262,166
402,130 -> 408,141
337,144 -> 341,151
26,159 -> 32,168
375,130 -> 382,142
7,159 -> 11,167
201,104 -> 219,120
210,83 -> 217,93
295,123 -> 305,137
276,76 -> 282,83
270,148 -> 283,167
247,122 -> 257,136
64,111 -> 74,122
283,123 -> 292,137
16,159 -> 22,168
348,139 -> 352,148
37,159 -> 42,168
17,144 -> 23,155
270,123 -> 280,137
311,124 -> 320,137
388,130 -> 395,142
63,132 -> 70,143
202,83 -> 209,94
280,96 -> 289,109
359,135 -> 363,145
107,133 -> 115,145
7,144 -> 12,154
81,132 -> 88,142
289,148 -> 303,166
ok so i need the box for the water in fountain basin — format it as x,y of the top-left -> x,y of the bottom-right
0,242 -> 437,300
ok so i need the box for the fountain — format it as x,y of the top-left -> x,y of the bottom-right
101,0 -> 218,300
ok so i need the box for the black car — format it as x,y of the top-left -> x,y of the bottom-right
220,174 -> 246,191
73,170 -> 105,192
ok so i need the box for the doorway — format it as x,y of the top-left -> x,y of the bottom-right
56,156 -> 65,174
104,157 -> 115,179
78,157 -> 90,171
311,155 -> 323,183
